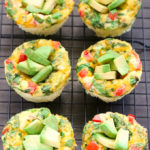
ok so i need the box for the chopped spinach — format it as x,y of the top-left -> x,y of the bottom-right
130,76 -> 139,86
60,131 -> 65,137
41,85 -> 51,95
76,63 -> 94,73
7,62 -> 13,71
46,17 -> 51,24
65,139 -> 74,147
57,0 -> 64,5
33,15 -> 44,24
39,108 -> 51,119
52,12 -> 62,19
90,12 -> 102,28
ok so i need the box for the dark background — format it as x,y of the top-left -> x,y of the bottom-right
0,0 -> 150,149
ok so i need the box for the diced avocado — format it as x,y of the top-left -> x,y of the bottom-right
94,133 -> 115,149
24,119 -> 44,134
106,50 -> 120,58
32,65 -> 53,83
89,0 -> 108,13
100,118 -> 117,138
26,5 -> 41,13
24,49 -> 50,66
27,59 -> 44,73
42,115 -> 58,131
35,46 -> 54,59
40,108 -> 51,119
113,55 -> 129,76
95,64 -> 111,73
108,0 -> 125,11
110,61 -> 117,71
16,61 -> 36,76
96,0 -> 113,5
40,126 -> 60,148
22,0 -> 44,8
114,128 -> 129,150
94,71 -> 116,80
41,0 -> 56,15
23,135 -> 53,150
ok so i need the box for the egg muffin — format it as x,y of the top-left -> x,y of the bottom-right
76,39 -> 142,102
82,112 -> 148,150
78,0 -> 142,37
4,0 -> 74,36
4,39 -> 71,103
1,108 -> 76,150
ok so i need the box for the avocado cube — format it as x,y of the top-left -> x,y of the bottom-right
89,0 -> 108,13
94,133 -> 115,149
114,128 -> 129,150
24,119 -> 44,134
22,0 -> 44,8
110,61 -> 117,71
113,55 -> 129,76
95,64 -> 111,73
106,50 -> 120,58
32,65 -> 53,83
40,126 -> 60,148
41,0 -> 56,15
26,5 -> 41,13
96,0 -> 113,5
42,115 -> 58,131
108,0 -> 125,11
94,71 -> 116,80
100,118 -> 117,138
23,135 -> 53,150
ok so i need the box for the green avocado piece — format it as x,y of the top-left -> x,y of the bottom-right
113,55 -> 129,76
94,133 -> 115,149
26,5 -> 41,13
23,135 -> 53,150
27,59 -> 44,73
32,65 -> 53,83
95,64 -> 111,73
94,71 -> 116,80
16,61 -> 36,76
89,0 -> 108,13
24,119 -> 44,134
42,115 -> 58,131
22,0 -> 44,8
35,46 -> 54,59
41,0 -> 56,15
96,0 -> 113,5
100,118 -> 117,138
107,50 -> 120,58
114,128 -> 129,150
24,49 -> 50,66
108,0 -> 125,11
110,60 -> 117,71
40,126 -> 60,148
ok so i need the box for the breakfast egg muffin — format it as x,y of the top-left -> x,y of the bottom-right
76,39 -> 142,102
4,0 -> 74,36
1,108 -> 76,150
4,39 -> 71,103
82,112 -> 148,150
78,0 -> 142,37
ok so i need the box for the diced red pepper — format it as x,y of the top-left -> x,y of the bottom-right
114,85 -> 126,96
128,114 -> 135,125
132,51 -> 142,70
84,82 -> 92,90
52,41 -> 61,49
86,141 -> 99,150
129,144 -> 142,150
6,59 -> 12,64
2,127 -> 9,135
28,81 -> 37,95
84,50 -> 93,62
79,9 -> 85,18
92,115 -> 102,123
18,53 -> 27,63
4,1 -> 8,7
108,12 -> 118,21
78,69 -> 88,78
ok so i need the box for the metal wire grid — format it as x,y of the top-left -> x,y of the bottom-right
0,0 -> 150,149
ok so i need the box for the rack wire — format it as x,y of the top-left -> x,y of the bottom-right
0,0 -> 150,149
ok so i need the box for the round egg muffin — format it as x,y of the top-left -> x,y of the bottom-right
4,39 -> 71,103
82,112 -> 148,150
78,0 -> 142,37
76,39 -> 142,102
4,0 -> 74,36
1,108 -> 76,150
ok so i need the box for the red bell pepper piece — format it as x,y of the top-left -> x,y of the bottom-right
108,12 -> 118,21
79,9 -> 85,18
84,82 -> 92,90
2,127 -> 9,135
6,59 -> 12,64
52,41 -> 60,49
86,141 -> 99,150
128,114 -> 135,125
18,53 -> 27,63
92,115 -> 102,123
4,1 -> 8,7
84,50 -> 93,62
28,81 -> 37,95
114,85 -> 125,96
78,69 -> 88,78
129,144 -> 142,150
132,51 -> 142,70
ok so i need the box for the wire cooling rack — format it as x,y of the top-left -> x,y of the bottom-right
0,0 -> 150,149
